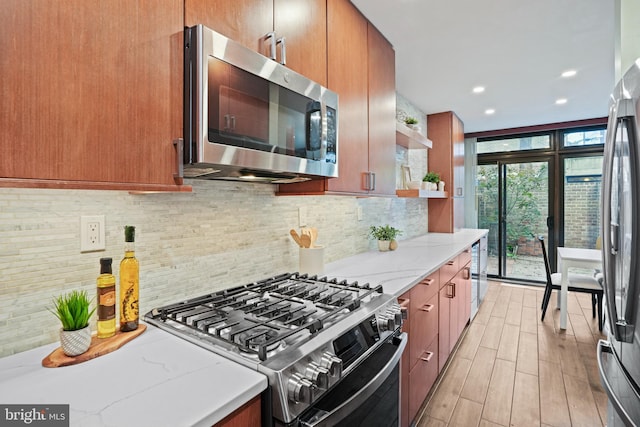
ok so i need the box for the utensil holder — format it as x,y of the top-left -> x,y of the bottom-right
299,246 -> 324,275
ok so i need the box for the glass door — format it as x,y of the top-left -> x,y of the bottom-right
478,159 -> 551,282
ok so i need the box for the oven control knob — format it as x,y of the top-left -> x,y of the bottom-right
386,308 -> 403,327
305,362 -> 330,389
288,373 -> 314,404
320,352 -> 343,378
378,314 -> 396,332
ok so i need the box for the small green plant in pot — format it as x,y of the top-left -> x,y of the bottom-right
404,116 -> 418,125
423,171 -> 441,190
369,225 -> 402,252
50,290 -> 95,356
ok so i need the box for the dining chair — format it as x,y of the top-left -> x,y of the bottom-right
538,236 -> 604,331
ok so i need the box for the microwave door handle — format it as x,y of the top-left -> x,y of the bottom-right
319,102 -> 328,160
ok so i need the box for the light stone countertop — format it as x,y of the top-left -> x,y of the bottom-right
0,229 -> 486,427
323,229 -> 489,297
0,326 -> 268,427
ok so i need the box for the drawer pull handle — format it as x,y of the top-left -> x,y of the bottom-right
420,304 -> 434,312
463,267 -> 471,280
421,278 -> 434,286
421,351 -> 434,363
448,282 -> 456,298
446,261 -> 455,266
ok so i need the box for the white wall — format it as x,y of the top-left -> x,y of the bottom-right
0,180 -> 428,357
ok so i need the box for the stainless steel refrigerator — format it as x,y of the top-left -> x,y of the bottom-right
599,60 -> 640,427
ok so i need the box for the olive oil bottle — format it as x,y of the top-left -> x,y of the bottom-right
119,225 -> 139,332
97,257 -> 116,338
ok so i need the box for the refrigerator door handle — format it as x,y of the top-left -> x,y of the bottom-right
603,98 -> 640,343
597,340 -> 640,426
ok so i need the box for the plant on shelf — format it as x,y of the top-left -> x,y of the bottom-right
50,290 -> 96,356
422,171 -> 440,184
404,116 -> 418,125
369,225 -> 402,252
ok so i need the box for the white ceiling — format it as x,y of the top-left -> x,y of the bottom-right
351,0 -> 616,134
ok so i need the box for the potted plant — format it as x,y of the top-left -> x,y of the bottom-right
49,290 -> 95,356
369,225 -> 402,251
404,116 -> 420,132
422,171 -> 441,191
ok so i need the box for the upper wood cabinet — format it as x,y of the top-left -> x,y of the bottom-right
427,111 -> 465,232
278,0 -> 396,196
186,0 -> 327,86
0,0 -> 189,191
366,22 -> 397,196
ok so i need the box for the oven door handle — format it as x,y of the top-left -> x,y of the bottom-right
300,333 -> 407,427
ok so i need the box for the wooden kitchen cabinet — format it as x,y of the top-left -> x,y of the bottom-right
185,0 -> 327,86
214,395 -> 261,427
399,292 -> 411,427
278,0 -> 396,196
365,22 -> 397,196
427,111 -> 465,232
400,271 -> 440,424
0,0 -> 189,192
438,249 -> 472,372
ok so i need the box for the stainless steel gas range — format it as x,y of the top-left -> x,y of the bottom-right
145,272 -> 406,427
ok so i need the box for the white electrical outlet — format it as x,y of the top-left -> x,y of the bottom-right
80,215 -> 106,252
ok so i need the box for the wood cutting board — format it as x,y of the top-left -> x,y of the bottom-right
42,324 -> 146,368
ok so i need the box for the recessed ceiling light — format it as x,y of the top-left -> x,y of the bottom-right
485,109 -> 495,115
561,70 -> 577,78
472,86 -> 485,94
555,98 -> 568,105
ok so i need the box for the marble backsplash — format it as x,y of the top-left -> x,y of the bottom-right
0,180 -> 428,357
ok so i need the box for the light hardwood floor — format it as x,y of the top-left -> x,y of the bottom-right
416,281 -> 608,427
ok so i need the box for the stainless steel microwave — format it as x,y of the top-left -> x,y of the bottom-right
183,25 -> 339,183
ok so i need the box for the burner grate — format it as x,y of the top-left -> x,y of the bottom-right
147,272 -> 384,361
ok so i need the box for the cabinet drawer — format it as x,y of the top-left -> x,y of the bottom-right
408,335 -> 439,424
410,270 -> 439,309
440,257 -> 458,283
409,292 -> 438,369
458,246 -> 472,267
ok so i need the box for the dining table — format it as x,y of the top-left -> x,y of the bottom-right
556,247 -> 603,330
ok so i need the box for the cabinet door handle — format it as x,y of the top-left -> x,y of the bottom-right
398,298 -> 410,320
421,278 -> 434,286
276,36 -> 286,65
420,304 -> 434,312
173,138 -> 184,180
224,114 -> 230,130
448,282 -> 456,298
463,267 -> 470,280
230,115 -> 236,130
264,31 -> 277,60
370,172 -> 376,191
421,351 -> 434,363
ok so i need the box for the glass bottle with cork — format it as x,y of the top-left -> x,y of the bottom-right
119,225 -> 139,332
97,257 -> 116,338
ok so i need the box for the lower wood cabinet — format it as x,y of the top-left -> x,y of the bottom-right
401,248 -> 472,425
214,395 -> 261,427
409,335 -> 439,422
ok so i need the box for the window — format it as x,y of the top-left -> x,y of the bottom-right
563,129 -> 606,147
477,135 -> 550,154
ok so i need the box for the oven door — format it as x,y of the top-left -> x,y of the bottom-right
296,332 -> 407,427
